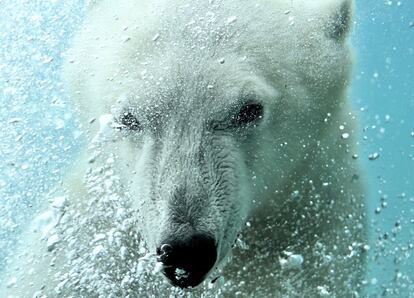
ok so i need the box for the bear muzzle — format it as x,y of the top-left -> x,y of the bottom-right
156,233 -> 217,288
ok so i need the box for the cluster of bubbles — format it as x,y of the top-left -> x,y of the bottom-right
31,118 -> 232,297
0,0 -> 85,272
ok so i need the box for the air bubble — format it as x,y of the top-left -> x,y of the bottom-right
226,16 -> 237,24
152,33 -> 160,41
368,152 -> 380,160
341,132 -> 350,139
6,277 -> 17,288
279,251 -> 304,270
47,234 -> 60,251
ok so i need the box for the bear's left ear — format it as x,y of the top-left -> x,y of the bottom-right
326,0 -> 353,41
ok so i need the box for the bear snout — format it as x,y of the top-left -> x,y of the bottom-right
156,233 -> 217,288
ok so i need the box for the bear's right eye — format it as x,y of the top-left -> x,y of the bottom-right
120,112 -> 142,131
233,102 -> 264,126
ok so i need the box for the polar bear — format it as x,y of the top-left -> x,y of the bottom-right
3,0 -> 367,297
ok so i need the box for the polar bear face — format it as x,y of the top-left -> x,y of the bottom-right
65,0 -> 353,288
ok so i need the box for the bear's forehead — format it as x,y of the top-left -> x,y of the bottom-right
123,78 -> 241,123
122,53 -> 256,109
114,46 -> 283,124
95,1 -> 348,127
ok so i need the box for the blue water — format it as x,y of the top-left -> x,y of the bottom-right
0,0 -> 85,272
352,1 -> 414,296
0,1 -> 412,296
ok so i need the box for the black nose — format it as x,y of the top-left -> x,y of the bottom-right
156,234 -> 217,288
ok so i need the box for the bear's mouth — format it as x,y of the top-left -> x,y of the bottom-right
156,234 -> 218,288
161,265 -> 211,288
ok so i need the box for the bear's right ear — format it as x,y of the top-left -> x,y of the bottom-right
325,0 -> 353,41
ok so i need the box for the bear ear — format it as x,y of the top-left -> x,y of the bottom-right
326,0 -> 353,41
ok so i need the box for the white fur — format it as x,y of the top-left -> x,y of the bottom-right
3,0 -> 367,297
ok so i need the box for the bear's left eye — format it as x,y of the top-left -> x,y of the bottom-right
234,102 -> 264,126
119,112 -> 142,131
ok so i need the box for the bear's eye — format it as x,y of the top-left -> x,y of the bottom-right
120,112 -> 142,131
234,102 -> 264,126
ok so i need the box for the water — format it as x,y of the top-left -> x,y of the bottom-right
0,0 -> 413,296
0,0 -> 85,273
352,1 -> 414,295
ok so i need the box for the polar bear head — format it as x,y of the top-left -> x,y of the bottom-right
65,0 -> 353,288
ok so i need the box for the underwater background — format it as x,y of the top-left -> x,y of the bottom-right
0,0 -> 412,296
